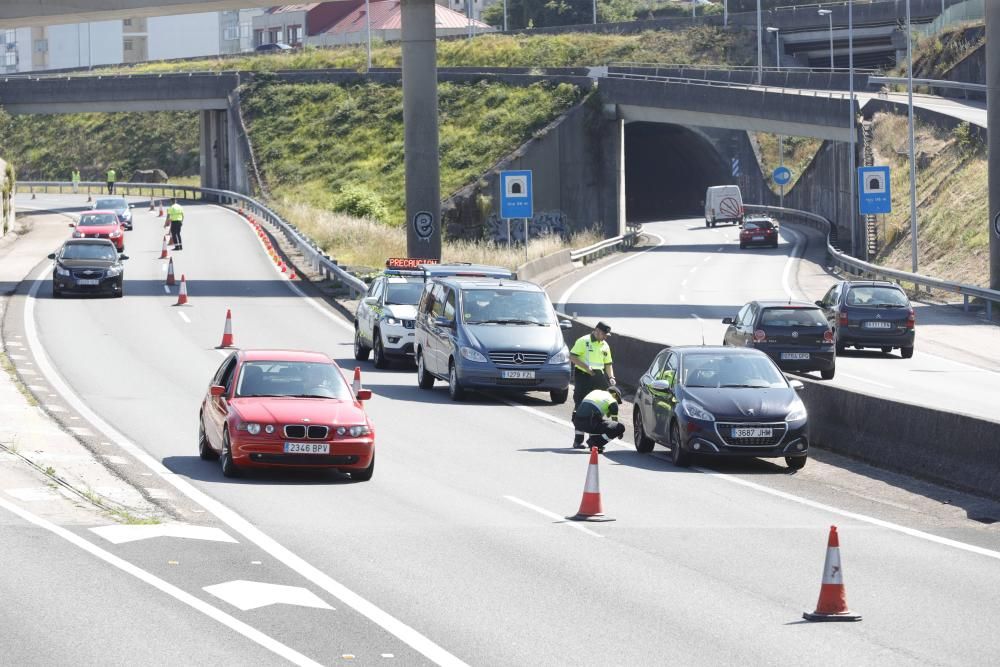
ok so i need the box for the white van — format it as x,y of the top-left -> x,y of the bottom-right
704,185 -> 744,228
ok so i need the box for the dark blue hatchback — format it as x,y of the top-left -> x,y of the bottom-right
722,300 -> 836,380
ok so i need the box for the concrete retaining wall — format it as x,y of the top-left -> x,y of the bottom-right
516,249 -> 573,285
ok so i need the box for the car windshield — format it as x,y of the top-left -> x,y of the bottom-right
385,280 -> 423,306
235,361 -> 352,399
760,308 -> 827,327
682,353 -> 786,389
846,286 -> 909,307
744,220 -> 773,230
60,244 -> 117,261
462,289 -> 555,325
95,199 -> 126,211
78,213 -> 118,226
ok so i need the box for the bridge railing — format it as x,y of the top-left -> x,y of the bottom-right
869,75 -> 987,93
609,62 -> 879,74
603,70 -> 856,99
746,204 -> 1000,319
16,180 -> 368,298
570,224 -> 642,264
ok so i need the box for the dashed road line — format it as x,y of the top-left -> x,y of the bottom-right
163,285 -> 170,294
504,495 -> 604,538
177,311 -> 191,324
839,372 -> 894,389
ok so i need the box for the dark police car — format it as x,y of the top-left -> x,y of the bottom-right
633,346 -> 809,470
722,300 -> 836,380
49,239 -> 128,298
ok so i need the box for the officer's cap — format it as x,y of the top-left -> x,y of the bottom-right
595,321 -> 612,334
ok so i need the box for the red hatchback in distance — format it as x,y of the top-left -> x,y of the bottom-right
739,216 -> 779,249
72,210 -> 125,252
199,350 -> 376,480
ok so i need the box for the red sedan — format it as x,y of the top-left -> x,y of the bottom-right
199,350 -> 375,480
72,210 -> 125,252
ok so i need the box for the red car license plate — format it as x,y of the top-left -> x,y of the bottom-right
284,442 -> 330,454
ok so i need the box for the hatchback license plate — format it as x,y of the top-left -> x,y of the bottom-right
733,427 -> 772,438
77,279 -> 100,286
781,352 -> 810,360
284,442 -> 329,454
752,236 -> 764,241
863,321 -> 892,329
502,370 -> 535,379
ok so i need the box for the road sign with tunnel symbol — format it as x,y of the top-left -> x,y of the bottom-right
858,166 -> 891,215
500,170 -> 533,220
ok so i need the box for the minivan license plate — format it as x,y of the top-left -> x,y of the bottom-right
284,442 -> 329,454
863,321 -> 892,329
502,370 -> 535,380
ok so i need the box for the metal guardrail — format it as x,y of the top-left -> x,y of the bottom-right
610,62 -> 880,74
869,75 -> 987,92
746,204 -> 1000,319
16,180 -> 369,298
570,224 -> 642,264
604,71 -> 855,99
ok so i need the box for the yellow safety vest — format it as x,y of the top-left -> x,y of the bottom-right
71,171 -> 80,183
570,334 -> 612,371
167,204 -> 184,222
582,389 -> 618,420
107,169 -> 116,181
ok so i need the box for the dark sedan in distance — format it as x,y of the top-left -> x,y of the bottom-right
723,300 -> 836,379
816,280 -> 915,358
632,346 -> 809,470
49,239 -> 128,298
93,196 -> 133,230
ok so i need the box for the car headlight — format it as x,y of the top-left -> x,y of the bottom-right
105,266 -> 122,277
55,266 -> 70,277
786,401 -> 807,422
72,231 -> 84,238
383,316 -> 401,326
548,346 -> 570,364
265,424 -> 275,434
110,230 -> 122,238
336,425 -> 370,437
681,400 -> 715,422
460,346 -> 487,363
245,423 -> 261,435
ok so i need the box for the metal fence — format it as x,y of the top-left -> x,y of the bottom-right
17,180 -> 369,298
570,224 -> 642,264
746,204 -> 1000,319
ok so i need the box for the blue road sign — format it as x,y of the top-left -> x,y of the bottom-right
500,170 -> 533,220
858,166 -> 891,215
731,157 -> 741,178
772,166 -> 792,186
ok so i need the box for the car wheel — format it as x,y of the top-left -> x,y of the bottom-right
705,219 -> 710,228
739,243 -> 745,249
353,326 -> 370,361
198,414 -> 218,461
881,346 -> 893,355
52,287 -> 62,299
115,281 -> 124,298
633,408 -> 655,454
448,362 -> 466,402
670,421 -> 691,468
835,335 -> 846,356
785,456 -> 807,471
372,331 -> 388,369
820,365 -> 835,380
220,430 -> 241,478
550,387 -> 569,405
416,351 -> 434,389
901,346 -> 914,359
351,453 -> 375,482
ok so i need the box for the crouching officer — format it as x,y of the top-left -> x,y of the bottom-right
569,321 -> 616,448
573,385 -> 626,452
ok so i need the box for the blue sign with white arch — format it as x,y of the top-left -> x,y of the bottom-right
858,166 -> 892,215
772,166 -> 792,186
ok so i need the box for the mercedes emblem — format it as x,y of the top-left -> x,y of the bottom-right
513,353 -> 525,365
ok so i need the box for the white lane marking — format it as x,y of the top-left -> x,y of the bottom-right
697,468 -> 1000,562
690,266 -> 699,274
556,231 -> 665,314
917,349 -> 1000,375
681,279 -> 687,288
220,208 -> 353,333
26,235 -> 467,667
679,294 -> 687,302
839,372 -> 895,389
101,455 -> 129,465
0,497 -> 324,667
91,523 -> 238,545
780,225 -> 805,300
496,396 -> 569,428
177,311 -> 191,324
504,496 -> 604,538
163,285 -> 170,294
204,580 -> 333,612
69,427 -> 94,437
702,256 -> 711,263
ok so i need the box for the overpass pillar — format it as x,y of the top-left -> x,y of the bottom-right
199,110 -> 228,196
988,1 -> 999,295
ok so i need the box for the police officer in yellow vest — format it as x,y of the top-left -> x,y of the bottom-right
166,199 -> 185,250
106,168 -> 116,195
572,385 -> 625,452
569,321 -> 616,448
71,168 -> 81,195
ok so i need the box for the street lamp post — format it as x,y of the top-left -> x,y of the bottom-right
756,0 -> 763,85
818,9 -> 833,69
502,0 -> 507,32
365,0 -> 372,70
593,0 -> 597,25
848,0 -> 857,257
906,0 -> 920,272
724,0 -> 728,27
768,26 -> 784,208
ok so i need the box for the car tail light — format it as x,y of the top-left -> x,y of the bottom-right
823,330 -> 834,343
838,308 -> 848,327
906,308 -> 915,329
753,329 -> 766,343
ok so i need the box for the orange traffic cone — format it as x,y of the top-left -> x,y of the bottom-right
352,367 -> 362,395
279,262 -> 287,273
174,275 -> 189,306
288,270 -> 297,280
803,526 -> 862,622
217,309 -> 234,348
165,257 -> 176,286
567,447 -> 615,522
159,235 -> 170,259
158,202 -> 165,217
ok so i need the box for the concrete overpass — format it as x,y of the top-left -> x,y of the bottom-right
0,1 -> 275,29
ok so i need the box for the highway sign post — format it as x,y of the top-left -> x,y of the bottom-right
858,166 -> 892,215
500,170 -> 533,263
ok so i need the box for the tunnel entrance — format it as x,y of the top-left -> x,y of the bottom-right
624,122 -> 730,223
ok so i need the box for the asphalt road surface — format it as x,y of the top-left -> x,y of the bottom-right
7,196 -> 1000,665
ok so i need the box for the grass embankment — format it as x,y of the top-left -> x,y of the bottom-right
891,21 -> 985,82
753,134 -> 824,193
98,26 -> 756,74
871,112 -> 987,286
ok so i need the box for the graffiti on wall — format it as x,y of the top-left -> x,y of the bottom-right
484,210 -> 569,243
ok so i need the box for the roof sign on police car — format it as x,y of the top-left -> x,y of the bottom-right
858,166 -> 891,215
500,170 -> 533,220
386,257 -> 439,269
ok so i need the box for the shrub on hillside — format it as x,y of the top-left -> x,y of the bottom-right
333,185 -> 390,223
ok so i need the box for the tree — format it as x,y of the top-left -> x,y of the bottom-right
482,0 -> 638,30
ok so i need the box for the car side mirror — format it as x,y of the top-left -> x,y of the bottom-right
434,316 -> 454,328
68,223 -> 76,228
209,385 -> 226,397
356,389 -> 372,401
722,317 -> 734,325
559,320 -> 573,330
363,296 -> 378,305
814,300 -> 824,308
119,255 -> 129,260
789,379 -> 805,391
47,253 -> 56,260
650,379 -> 673,393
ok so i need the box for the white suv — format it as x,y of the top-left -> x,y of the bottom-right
354,271 -> 425,368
